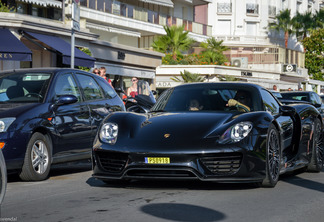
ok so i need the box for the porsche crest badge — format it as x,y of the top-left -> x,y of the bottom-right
164,134 -> 170,138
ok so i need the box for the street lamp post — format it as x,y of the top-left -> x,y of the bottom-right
71,0 -> 80,68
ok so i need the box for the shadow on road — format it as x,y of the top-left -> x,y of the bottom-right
140,203 -> 226,222
86,177 -> 261,191
281,170 -> 324,193
7,159 -> 92,183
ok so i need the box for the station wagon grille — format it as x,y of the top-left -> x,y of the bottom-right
200,153 -> 242,175
96,151 -> 128,173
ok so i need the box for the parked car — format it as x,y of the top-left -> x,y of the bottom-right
0,68 -> 125,181
280,91 -> 324,121
0,149 -> 6,205
92,82 -> 323,188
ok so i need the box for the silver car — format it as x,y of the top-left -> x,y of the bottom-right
0,149 -> 6,206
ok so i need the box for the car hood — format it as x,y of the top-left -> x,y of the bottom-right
115,111 -> 242,146
0,103 -> 40,118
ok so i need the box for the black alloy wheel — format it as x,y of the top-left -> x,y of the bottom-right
307,118 -> 324,172
262,124 -> 281,187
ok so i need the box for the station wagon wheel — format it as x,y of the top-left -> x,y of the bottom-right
262,124 -> 281,187
19,133 -> 52,181
307,118 -> 323,172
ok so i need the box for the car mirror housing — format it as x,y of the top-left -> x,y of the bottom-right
280,105 -> 296,116
55,95 -> 78,106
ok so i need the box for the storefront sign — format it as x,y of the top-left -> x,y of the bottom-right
156,82 -> 172,88
0,53 -> 13,59
118,51 -> 125,60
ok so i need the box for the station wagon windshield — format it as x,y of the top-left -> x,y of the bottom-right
0,72 -> 51,103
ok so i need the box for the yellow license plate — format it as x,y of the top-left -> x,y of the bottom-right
145,157 -> 170,164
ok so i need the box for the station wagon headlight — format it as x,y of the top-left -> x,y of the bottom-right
219,121 -> 252,144
0,118 -> 16,132
100,122 -> 118,145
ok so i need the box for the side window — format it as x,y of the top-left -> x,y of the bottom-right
96,77 -> 117,99
54,73 -> 81,101
311,93 -> 321,105
75,73 -> 104,101
260,89 -> 280,114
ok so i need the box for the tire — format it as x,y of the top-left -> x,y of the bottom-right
307,118 -> 323,172
0,150 -> 7,205
19,133 -> 52,181
262,124 -> 281,188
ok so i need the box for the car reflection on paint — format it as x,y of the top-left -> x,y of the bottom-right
0,68 -> 125,181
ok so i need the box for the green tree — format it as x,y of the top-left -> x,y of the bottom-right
269,9 -> 295,63
76,47 -> 92,71
314,9 -> 324,29
292,11 -> 315,41
152,25 -> 195,60
0,2 -> 15,12
302,29 -> 324,80
199,38 -> 229,65
171,70 -> 205,83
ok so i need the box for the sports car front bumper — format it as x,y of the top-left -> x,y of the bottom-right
92,147 -> 267,183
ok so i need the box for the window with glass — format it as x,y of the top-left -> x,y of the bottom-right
96,77 -> 117,99
54,73 -> 81,102
260,89 -> 280,114
75,74 -> 104,101
246,0 -> 259,14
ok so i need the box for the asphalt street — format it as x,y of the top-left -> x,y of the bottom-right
1,161 -> 324,222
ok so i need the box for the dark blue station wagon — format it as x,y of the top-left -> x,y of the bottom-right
0,68 -> 125,181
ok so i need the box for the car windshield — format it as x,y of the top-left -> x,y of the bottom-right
281,93 -> 309,102
133,80 -> 156,105
0,72 -> 51,103
151,85 -> 257,112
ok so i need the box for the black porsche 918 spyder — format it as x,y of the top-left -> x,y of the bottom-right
92,82 -> 324,187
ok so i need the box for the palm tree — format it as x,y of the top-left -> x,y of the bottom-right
314,9 -> 324,29
171,70 -> 205,83
199,38 -> 229,65
268,9 -> 295,63
152,25 -> 195,60
292,11 -> 315,41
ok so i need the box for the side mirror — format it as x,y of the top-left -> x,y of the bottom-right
55,95 -> 78,106
314,103 -> 321,108
279,105 -> 296,116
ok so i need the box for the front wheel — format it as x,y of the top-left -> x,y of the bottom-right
307,118 -> 323,172
19,133 -> 52,181
262,124 -> 281,188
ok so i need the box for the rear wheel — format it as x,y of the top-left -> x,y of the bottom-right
307,118 -> 323,172
19,133 -> 52,181
262,124 -> 281,188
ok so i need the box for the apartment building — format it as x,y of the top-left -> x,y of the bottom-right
0,0 -> 211,90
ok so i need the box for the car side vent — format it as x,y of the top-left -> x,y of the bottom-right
200,153 -> 242,175
96,151 -> 128,173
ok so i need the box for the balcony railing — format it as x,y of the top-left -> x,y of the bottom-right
246,3 -> 259,15
217,3 -> 232,13
268,5 -> 276,17
80,0 -> 211,36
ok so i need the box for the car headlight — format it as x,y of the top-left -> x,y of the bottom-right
219,121 -> 252,144
99,122 -> 118,145
0,118 -> 16,133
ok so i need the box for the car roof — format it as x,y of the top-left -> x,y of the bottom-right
0,68 -> 90,75
172,82 -> 263,90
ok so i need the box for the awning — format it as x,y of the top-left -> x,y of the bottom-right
17,0 -> 62,8
139,0 -> 174,8
24,31 -> 95,67
0,29 -> 32,61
